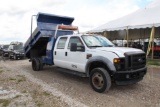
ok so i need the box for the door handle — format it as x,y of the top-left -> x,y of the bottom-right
65,52 -> 67,56
55,51 -> 56,55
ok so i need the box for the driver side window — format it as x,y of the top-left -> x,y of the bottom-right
68,37 -> 84,49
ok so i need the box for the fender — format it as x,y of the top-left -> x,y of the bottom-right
85,56 -> 116,76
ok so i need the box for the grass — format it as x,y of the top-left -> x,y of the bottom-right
14,102 -> 27,107
0,79 -> 5,81
9,78 -> 16,81
0,69 -> 4,73
0,99 -> 11,107
16,75 -> 25,78
147,59 -> 160,66
17,79 -> 26,83
22,90 -> 27,93
0,67 -> 10,73
33,90 -> 50,96
33,90 -> 40,97
16,75 -> 26,83
8,75 -> 26,83
32,90 -> 50,107
13,95 -> 21,99
42,91 -> 50,96
35,101 -> 43,107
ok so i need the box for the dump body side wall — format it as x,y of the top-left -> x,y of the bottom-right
24,12 -> 75,65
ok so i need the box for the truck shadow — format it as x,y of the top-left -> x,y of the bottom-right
44,66 -> 142,92
24,65 -> 145,94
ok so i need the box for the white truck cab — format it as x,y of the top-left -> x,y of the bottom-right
54,34 -> 147,92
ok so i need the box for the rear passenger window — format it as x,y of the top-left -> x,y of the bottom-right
57,37 -> 67,49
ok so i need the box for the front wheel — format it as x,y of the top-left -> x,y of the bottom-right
90,68 -> 111,93
14,55 -> 17,60
9,55 -> 12,59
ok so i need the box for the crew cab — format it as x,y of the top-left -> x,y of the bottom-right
53,34 -> 147,92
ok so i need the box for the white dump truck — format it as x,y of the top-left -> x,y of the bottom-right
24,13 -> 147,92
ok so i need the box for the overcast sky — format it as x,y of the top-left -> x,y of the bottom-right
0,0 -> 154,44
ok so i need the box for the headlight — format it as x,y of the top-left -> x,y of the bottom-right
114,58 -> 125,71
15,52 -> 20,54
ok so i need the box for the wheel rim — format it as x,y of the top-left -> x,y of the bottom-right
92,72 -> 104,89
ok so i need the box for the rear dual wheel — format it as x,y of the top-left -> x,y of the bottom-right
32,58 -> 43,71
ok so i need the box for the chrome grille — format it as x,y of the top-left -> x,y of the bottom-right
125,52 -> 146,70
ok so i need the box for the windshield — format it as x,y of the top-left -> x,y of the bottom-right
82,35 -> 102,47
14,45 -> 23,50
3,45 -> 9,49
94,36 -> 114,47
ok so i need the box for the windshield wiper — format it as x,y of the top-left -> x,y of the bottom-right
106,45 -> 113,47
89,46 -> 103,47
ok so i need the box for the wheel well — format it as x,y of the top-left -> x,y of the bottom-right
88,61 -> 110,75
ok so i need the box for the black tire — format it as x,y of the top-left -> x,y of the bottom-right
2,54 -> 5,61
2,53 -> 4,57
90,68 -> 111,93
32,58 -> 40,71
38,58 -> 43,70
14,55 -> 17,60
9,54 -> 12,59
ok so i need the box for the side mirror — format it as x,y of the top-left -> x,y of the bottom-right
70,43 -> 77,51
70,43 -> 85,52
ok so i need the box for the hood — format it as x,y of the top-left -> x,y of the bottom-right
96,47 -> 144,57
14,49 -> 24,53
3,49 -> 10,52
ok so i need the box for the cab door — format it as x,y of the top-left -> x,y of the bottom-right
54,37 -> 68,68
65,36 -> 87,72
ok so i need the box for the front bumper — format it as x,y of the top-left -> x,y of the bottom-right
3,52 -> 9,57
10,54 -> 25,59
15,54 -> 25,59
113,67 -> 147,85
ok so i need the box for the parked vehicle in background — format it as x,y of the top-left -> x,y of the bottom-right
9,44 -> 25,60
144,42 -> 160,57
10,41 -> 23,46
0,45 -> 10,57
0,45 -> 2,56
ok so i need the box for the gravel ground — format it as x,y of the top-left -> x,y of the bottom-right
0,58 -> 160,107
